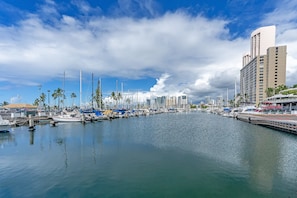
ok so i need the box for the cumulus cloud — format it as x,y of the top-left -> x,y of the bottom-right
0,7 -> 246,101
1,0 -> 296,103
150,73 -> 170,94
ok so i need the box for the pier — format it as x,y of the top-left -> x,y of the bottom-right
237,113 -> 297,135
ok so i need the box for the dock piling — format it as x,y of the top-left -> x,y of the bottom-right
28,115 -> 36,131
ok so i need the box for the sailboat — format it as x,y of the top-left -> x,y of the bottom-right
52,109 -> 82,122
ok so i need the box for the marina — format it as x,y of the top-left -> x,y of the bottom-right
3,105 -> 297,137
1,111 -> 297,197
1,1 -> 297,197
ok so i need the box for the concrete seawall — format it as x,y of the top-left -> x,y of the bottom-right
236,113 -> 297,135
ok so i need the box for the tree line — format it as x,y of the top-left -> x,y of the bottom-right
32,79 -> 103,110
265,84 -> 297,97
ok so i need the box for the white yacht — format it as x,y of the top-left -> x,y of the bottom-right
52,109 -> 82,122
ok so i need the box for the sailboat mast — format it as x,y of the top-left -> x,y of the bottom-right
121,82 -> 123,109
97,78 -> 101,110
63,71 -> 65,108
80,70 -> 82,108
234,79 -> 237,107
234,79 -> 237,99
226,88 -> 228,106
99,78 -> 102,110
116,80 -> 118,109
92,73 -> 94,109
63,71 -> 65,92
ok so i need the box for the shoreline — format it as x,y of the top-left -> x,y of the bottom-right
236,113 -> 297,135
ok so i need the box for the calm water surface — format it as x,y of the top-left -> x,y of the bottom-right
1,112 -> 297,197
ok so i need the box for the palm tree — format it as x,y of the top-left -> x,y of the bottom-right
52,91 -> 58,106
70,93 -> 77,107
126,98 -> 131,109
117,92 -> 122,108
111,91 -> 116,108
39,92 -> 46,108
52,88 -> 63,109
94,80 -> 103,109
0,101 -> 9,106
265,87 -> 275,97
110,91 -> 123,108
33,98 -> 40,106
229,99 -> 234,107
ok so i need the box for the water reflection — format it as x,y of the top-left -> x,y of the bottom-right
0,132 -> 16,148
1,113 -> 297,197
107,112 -> 297,196
49,123 -> 105,169
54,137 -> 68,168
243,128 -> 281,193
278,135 -> 297,183
29,131 -> 34,145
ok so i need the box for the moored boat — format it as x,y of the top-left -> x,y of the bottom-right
0,115 -> 15,126
52,114 -> 82,122
52,109 -> 82,122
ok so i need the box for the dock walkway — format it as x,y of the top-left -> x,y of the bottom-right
236,113 -> 297,135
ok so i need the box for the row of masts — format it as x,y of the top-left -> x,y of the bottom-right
58,70 -> 143,110
61,70 -> 102,110
80,70 -> 102,110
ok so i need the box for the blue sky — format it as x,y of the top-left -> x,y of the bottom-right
0,0 -> 297,106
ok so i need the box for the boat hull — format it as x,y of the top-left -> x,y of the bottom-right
52,116 -> 82,122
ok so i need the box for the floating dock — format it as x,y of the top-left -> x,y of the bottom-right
237,114 -> 297,135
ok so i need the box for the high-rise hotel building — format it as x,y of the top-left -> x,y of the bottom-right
240,25 -> 287,105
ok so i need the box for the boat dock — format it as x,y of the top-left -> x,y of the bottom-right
237,114 -> 297,135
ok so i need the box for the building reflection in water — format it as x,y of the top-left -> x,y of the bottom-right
243,128 -> 281,193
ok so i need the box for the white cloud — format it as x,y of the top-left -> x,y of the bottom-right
1,0 -> 297,103
150,73 -> 170,94
0,10 -> 246,98
10,95 -> 22,104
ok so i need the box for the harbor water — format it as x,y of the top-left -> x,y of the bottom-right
1,112 -> 297,197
